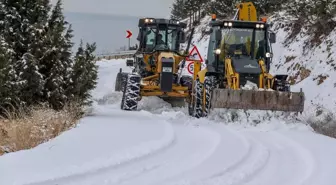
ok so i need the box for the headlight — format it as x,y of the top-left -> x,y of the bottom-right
224,22 -> 233,27
145,18 -> 154,23
256,24 -> 264,28
266,52 -> 272,58
214,49 -> 221,55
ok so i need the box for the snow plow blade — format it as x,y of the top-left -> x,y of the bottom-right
211,89 -> 305,112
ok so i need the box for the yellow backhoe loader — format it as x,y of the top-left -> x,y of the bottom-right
188,1 -> 305,118
116,18 -> 196,110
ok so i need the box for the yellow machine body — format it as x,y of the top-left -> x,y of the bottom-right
140,52 -> 189,98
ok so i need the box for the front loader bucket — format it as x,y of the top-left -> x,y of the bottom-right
211,88 -> 305,112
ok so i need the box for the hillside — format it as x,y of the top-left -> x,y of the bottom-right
182,14 -> 336,136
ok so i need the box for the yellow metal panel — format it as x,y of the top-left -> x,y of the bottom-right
236,2 -> 258,21
142,74 -> 159,81
157,52 -> 175,73
259,74 -> 264,89
193,60 -> 202,81
197,68 -> 208,84
235,73 -> 239,89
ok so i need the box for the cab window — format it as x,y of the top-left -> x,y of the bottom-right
145,27 -> 157,51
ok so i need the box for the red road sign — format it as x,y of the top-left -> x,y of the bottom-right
187,61 -> 194,74
186,46 -> 203,62
126,30 -> 132,38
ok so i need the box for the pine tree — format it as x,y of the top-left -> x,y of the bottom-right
69,41 -> 85,104
69,41 -> 98,106
0,37 -> 21,110
40,0 -> 71,110
170,0 -> 187,20
0,0 -> 51,109
205,0 -> 238,19
82,42 -> 98,105
15,53 -> 44,105
0,37 -> 12,109
0,0 -> 98,112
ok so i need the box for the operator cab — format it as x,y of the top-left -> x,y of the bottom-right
208,19 -> 276,73
137,18 -> 187,53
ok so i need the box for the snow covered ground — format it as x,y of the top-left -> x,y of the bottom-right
1,59 -> 336,185
269,13 -> 336,112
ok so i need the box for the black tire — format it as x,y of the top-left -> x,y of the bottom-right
188,79 -> 204,118
115,69 -> 129,92
120,74 -> 141,111
203,76 -> 216,117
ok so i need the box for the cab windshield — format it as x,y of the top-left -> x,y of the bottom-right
144,25 -> 179,52
218,28 -> 266,60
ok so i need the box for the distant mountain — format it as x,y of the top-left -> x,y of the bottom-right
64,12 -> 141,54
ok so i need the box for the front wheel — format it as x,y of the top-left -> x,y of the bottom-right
203,76 -> 217,117
120,74 -> 141,111
188,79 -> 204,118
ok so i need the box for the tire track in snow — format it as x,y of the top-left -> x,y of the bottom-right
45,122 -> 223,185
204,126 -> 253,180
25,121 -> 177,185
156,123 -> 262,185
113,124 -> 222,185
198,137 -> 270,185
164,134 -> 270,185
168,126 -> 252,184
222,129 -> 316,185
65,162 -> 163,185
273,131 -> 316,185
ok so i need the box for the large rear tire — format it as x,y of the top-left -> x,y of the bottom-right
115,68 -> 128,92
188,79 -> 203,118
203,76 -> 216,117
120,74 -> 141,111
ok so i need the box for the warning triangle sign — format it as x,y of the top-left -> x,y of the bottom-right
186,46 -> 203,62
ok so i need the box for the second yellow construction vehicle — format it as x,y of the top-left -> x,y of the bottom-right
188,2 -> 305,118
116,18 -> 196,110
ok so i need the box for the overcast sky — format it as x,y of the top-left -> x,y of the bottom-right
52,0 -> 174,18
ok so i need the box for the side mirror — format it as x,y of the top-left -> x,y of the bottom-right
179,31 -> 186,43
126,59 -> 133,66
269,32 -> 276,43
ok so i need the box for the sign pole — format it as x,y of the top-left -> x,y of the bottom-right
128,38 -> 130,50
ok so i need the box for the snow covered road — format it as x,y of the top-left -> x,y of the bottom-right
1,59 -> 336,185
